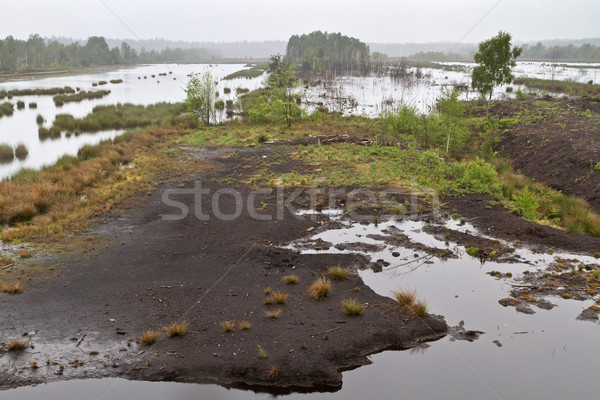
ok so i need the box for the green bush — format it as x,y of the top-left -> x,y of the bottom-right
513,188 -> 540,221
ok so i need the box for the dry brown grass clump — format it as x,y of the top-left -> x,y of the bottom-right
265,309 -> 282,318
267,366 -> 279,378
165,320 -> 189,337
1,281 -> 23,294
282,275 -> 299,284
6,339 -> 29,351
239,321 -> 251,330
220,321 -> 235,332
139,329 -> 161,345
307,277 -> 332,300
392,288 -> 428,317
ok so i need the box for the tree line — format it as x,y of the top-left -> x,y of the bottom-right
0,34 -> 215,73
285,31 -> 371,75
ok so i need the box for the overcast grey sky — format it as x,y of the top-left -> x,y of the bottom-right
2,0 -> 599,43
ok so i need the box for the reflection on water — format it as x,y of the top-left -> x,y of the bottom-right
5,215 -> 600,399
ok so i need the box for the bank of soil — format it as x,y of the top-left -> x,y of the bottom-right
492,97 -> 600,212
0,146 -> 446,393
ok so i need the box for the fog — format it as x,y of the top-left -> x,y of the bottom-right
1,0 -> 599,44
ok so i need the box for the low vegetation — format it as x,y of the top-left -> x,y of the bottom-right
342,298 -> 366,315
265,309 -> 282,318
220,321 -> 235,332
0,87 -> 75,98
282,275 -> 299,284
223,64 -> 267,80
239,321 -> 251,330
15,144 -> 29,160
6,339 -> 29,351
53,90 -> 111,105
139,329 -> 161,345
0,102 -> 14,118
257,345 -> 268,359
0,144 -> 14,161
513,77 -> 600,96
327,266 -> 350,280
51,102 -> 186,132
392,288 -> 428,317
1,281 -> 23,294
307,277 -> 332,300
165,320 -> 189,337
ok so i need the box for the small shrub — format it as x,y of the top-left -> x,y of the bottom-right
264,287 -> 271,295
214,100 -> 225,110
392,288 -> 416,308
327,266 -> 349,280
239,321 -> 251,330
257,345 -> 267,359
36,114 -> 44,124
1,282 -> 22,294
265,309 -> 282,318
7,339 -> 29,351
28,102 -> 37,109
513,189 -> 540,221
465,247 -> 479,257
165,320 -> 189,337
139,329 -> 160,345
282,275 -> 299,284
16,100 -> 25,109
0,143 -> 14,161
307,277 -> 331,300
15,144 -> 28,160
342,298 -> 366,315
220,321 -> 235,332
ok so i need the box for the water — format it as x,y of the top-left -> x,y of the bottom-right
1,61 -> 597,179
4,214 -> 600,399
0,63 -> 264,179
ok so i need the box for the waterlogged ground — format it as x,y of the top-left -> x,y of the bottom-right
1,61 -> 598,179
4,208 -> 600,399
0,63 -> 264,179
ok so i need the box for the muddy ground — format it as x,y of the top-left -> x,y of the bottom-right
0,146 -> 447,393
1,141 -> 600,393
493,97 -> 600,212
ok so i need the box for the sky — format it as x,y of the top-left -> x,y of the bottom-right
1,0 -> 599,44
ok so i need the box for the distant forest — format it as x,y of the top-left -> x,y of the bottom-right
0,35 -> 217,73
1,34 -> 600,74
286,31 -> 371,75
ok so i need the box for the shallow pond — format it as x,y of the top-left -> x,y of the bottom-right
1,61 -> 598,179
3,214 -> 600,399
0,63 -> 264,179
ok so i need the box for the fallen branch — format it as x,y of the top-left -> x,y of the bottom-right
75,334 -> 86,347
1,264 -> 14,270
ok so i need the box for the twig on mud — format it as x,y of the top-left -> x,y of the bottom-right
75,334 -> 86,347
310,327 -> 341,336
1,264 -> 14,270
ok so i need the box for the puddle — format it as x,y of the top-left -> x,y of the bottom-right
3,211 -> 600,398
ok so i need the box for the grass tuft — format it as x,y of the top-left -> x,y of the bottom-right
165,320 -> 189,337
410,299 -> 428,317
392,288 -> 416,308
327,266 -> 350,280
220,321 -> 235,332
342,298 -> 366,315
267,366 -> 279,378
265,309 -> 282,318
6,339 -> 29,351
282,275 -> 299,284
270,291 -> 288,304
239,321 -> 251,330
257,345 -> 268,359
139,329 -> 160,345
307,277 -> 332,300
2,282 -> 23,294
0,143 -> 14,161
